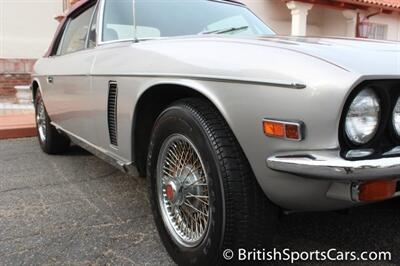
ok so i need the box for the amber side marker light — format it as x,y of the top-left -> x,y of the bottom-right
358,180 -> 397,202
263,119 -> 303,141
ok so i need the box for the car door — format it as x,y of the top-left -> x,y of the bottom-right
42,3 -> 98,144
89,0 -> 136,160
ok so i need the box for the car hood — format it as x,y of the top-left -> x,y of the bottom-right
222,35 -> 400,76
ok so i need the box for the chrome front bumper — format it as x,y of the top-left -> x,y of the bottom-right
267,150 -> 400,181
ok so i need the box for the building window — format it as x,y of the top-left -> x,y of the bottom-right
359,22 -> 387,40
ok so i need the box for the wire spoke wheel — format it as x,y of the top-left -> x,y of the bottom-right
157,134 -> 210,248
36,100 -> 47,143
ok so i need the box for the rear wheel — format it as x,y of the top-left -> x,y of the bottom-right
35,91 -> 70,154
147,98 -> 279,265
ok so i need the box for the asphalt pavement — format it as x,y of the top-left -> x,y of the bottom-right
0,138 -> 399,265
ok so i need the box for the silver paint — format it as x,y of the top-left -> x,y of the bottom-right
32,0 -> 400,211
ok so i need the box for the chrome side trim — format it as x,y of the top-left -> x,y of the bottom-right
31,73 -> 306,89
267,150 -> 400,181
52,123 -> 139,176
96,74 -> 306,88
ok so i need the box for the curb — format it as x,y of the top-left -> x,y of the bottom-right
0,126 -> 37,140
0,113 -> 37,140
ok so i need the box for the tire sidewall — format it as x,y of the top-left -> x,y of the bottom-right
147,105 -> 225,266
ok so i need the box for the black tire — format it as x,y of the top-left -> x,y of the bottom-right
147,98 -> 279,265
34,91 -> 70,154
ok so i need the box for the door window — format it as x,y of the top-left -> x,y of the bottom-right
58,5 -> 95,55
102,0 -> 134,42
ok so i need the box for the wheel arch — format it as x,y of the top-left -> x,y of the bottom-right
132,81 -> 234,176
31,78 -> 42,102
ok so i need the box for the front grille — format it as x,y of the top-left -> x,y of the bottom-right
107,81 -> 118,146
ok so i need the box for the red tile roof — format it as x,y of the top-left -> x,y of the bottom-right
334,0 -> 400,10
353,0 -> 400,9
285,0 -> 400,11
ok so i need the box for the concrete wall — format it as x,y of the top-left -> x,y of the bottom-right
0,0 -> 62,59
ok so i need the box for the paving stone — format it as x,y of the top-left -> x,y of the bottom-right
0,138 -> 399,265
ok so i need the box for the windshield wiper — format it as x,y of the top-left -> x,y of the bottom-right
201,25 -> 249,35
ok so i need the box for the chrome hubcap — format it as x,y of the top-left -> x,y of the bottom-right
157,134 -> 210,247
36,100 -> 46,143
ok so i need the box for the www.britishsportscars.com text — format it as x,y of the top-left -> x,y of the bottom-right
222,248 -> 392,263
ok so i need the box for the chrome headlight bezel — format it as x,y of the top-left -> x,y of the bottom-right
344,88 -> 381,146
392,96 -> 400,137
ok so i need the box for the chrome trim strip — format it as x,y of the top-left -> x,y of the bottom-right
97,0 -> 105,45
52,123 -> 139,176
267,150 -> 400,180
85,0 -> 100,49
31,73 -> 306,89
56,18 -> 71,56
97,0 -> 136,46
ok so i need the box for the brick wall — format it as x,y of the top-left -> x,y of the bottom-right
0,59 -> 36,96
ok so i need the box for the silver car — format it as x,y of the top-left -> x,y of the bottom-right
31,0 -> 400,264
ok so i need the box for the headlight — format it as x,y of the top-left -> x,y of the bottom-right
393,97 -> 400,136
345,88 -> 380,145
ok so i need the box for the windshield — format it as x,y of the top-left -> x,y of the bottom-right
134,0 -> 275,39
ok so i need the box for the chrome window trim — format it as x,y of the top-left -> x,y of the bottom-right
97,0 -> 106,45
60,5 -> 96,55
51,2 -> 98,58
97,0 -> 136,46
98,38 -> 136,46
85,0 -> 100,49
52,18 -> 71,57
96,0 -> 275,46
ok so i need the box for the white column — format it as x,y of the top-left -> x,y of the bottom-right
286,1 -> 313,36
342,10 -> 358,37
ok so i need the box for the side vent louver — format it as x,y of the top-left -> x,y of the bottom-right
107,81 -> 118,146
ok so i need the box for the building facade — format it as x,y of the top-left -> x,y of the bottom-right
244,0 -> 400,40
1,0 -> 400,96
0,0 -> 68,96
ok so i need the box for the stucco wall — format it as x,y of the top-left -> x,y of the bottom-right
243,0 -> 400,41
366,12 -> 400,41
0,0 -> 62,59
242,0 -> 342,36
242,0 -> 292,35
